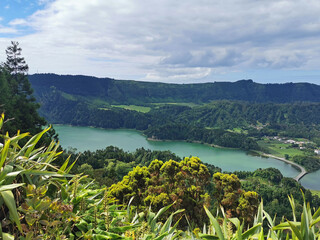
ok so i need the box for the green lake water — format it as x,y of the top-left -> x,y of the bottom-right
53,125 -> 319,190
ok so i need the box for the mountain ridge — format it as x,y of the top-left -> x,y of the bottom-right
29,73 -> 320,104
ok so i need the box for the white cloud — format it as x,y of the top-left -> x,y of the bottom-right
0,26 -> 17,34
9,18 -> 28,26
0,0 -> 320,82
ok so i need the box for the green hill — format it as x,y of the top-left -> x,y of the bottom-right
29,73 -> 320,104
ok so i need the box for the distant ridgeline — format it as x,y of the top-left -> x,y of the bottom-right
29,73 -> 320,103
29,74 -> 320,149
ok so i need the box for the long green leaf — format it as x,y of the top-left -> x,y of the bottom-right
23,169 -> 73,178
273,222 -> 298,230
198,234 -> 219,240
58,155 -> 71,173
0,190 -> 21,232
17,127 -> 50,158
204,206 -> 225,240
168,215 -> 182,235
153,233 -> 169,240
0,183 -> 24,192
288,195 -> 296,222
312,207 -> 320,220
164,210 -> 183,234
310,216 -> 320,228
2,233 -> 15,240
0,113 -> 4,130
151,202 -> 174,226
301,200 -> 309,239
65,156 -> 78,173
0,139 -> 10,168
25,127 -> 50,157
0,165 -> 14,182
242,223 -> 262,239
258,227 -> 264,240
160,213 -> 173,234
287,220 -> 303,240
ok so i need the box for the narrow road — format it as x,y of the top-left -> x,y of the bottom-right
262,154 -> 308,182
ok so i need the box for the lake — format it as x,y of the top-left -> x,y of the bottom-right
54,125 -> 319,190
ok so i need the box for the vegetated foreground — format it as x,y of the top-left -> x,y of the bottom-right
1,120 -> 320,239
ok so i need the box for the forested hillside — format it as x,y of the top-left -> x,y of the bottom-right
29,73 -> 320,104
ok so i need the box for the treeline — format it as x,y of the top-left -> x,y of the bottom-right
145,123 -> 259,150
292,155 -> 320,172
63,146 -> 221,187
228,167 -> 320,223
168,101 -> 320,128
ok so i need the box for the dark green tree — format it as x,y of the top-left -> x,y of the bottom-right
0,41 -> 48,138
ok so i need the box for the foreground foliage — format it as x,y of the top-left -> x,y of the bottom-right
1,115 -> 320,239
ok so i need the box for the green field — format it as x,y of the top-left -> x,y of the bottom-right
258,139 -> 305,158
111,105 -> 151,113
152,102 -> 201,107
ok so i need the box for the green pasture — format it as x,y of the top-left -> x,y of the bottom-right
111,104 -> 151,113
258,139 -> 305,158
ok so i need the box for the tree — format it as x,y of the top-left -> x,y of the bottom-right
213,172 -> 259,225
3,41 -> 32,96
109,157 -> 211,227
4,41 -> 29,75
0,42 -> 48,138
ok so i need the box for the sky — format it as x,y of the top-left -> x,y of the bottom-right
0,0 -> 320,84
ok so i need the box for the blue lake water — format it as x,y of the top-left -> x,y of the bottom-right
54,125 -> 319,190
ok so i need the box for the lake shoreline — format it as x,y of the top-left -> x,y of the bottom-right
54,124 -> 315,189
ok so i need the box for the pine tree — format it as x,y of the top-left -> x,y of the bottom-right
0,41 -> 46,135
4,41 -> 33,97
4,41 -> 29,75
